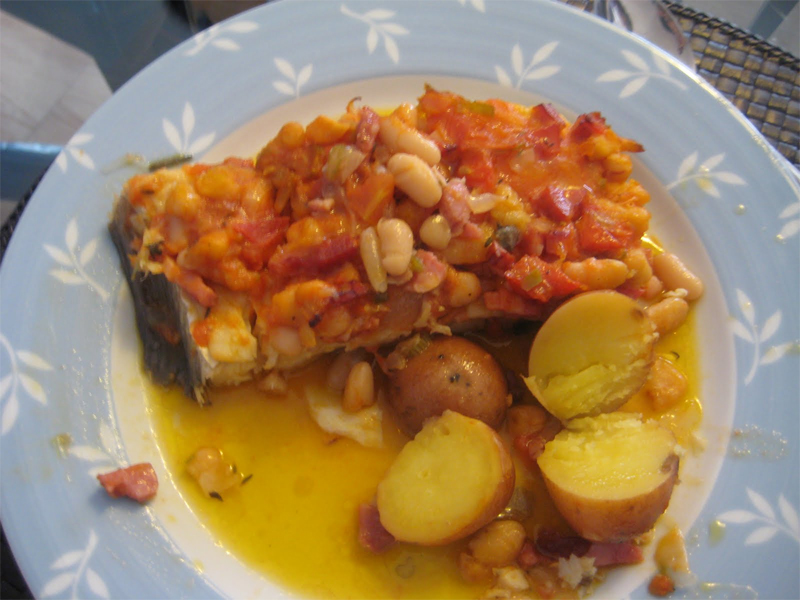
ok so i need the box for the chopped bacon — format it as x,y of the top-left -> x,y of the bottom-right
356,107 -> 381,154
486,241 -> 515,275
518,539 -> 549,568
97,463 -> 158,503
357,503 -> 395,553
535,530 -> 644,567
439,178 -> 473,235
233,216 -> 290,269
586,540 -> 644,567
410,250 -> 448,293
513,432 -> 548,470
538,186 -> 586,222
268,234 -> 359,277
569,112 -> 607,143
482,288 -> 543,319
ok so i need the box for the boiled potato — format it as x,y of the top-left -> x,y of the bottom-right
388,336 -> 509,437
537,413 -> 679,542
376,410 -> 515,545
524,290 -> 656,422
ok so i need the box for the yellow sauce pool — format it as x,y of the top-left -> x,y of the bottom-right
146,315 -> 700,599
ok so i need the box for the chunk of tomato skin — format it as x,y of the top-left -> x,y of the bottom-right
346,171 -> 394,226
576,209 -> 636,254
457,149 -> 497,193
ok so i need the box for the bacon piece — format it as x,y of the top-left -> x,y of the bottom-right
268,234 -> 358,277
585,540 -> 644,567
357,503 -> 395,553
538,186 -> 586,222
97,463 -> 158,503
505,255 -> 582,303
410,250 -> 447,293
439,178 -> 472,235
518,539 -> 549,568
569,112 -> 607,143
356,107 -> 381,154
535,529 -> 644,567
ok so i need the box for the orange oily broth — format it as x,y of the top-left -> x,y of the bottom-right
621,309 -> 702,449
146,362 -> 478,599
146,316 -> 699,599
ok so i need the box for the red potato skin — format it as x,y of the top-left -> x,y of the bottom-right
388,336 -> 510,437
541,454 -> 679,543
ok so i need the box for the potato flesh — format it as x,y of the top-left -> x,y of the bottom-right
525,291 -> 656,422
538,414 -> 675,501
377,410 -> 514,545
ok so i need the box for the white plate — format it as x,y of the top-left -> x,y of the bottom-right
1,1 -> 798,598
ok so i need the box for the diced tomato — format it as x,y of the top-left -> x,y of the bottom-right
576,207 -> 636,254
543,223 -> 580,260
97,463 -> 158,503
457,149 -> 497,192
504,255 -> 582,303
268,234 -> 358,277
530,123 -> 562,159
346,171 -> 394,226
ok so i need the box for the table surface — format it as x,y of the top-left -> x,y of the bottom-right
0,1 -> 798,598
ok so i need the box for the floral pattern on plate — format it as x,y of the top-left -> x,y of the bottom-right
0,1 -> 797,599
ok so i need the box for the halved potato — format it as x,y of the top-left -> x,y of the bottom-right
376,410 -> 515,545
524,290 -> 656,422
537,413 -> 679,542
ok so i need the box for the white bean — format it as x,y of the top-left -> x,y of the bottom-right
379,116 -> 441,165
387,153 -> 442,208
646,296 -> 689,336
562,258 -> 629,290
652,252 -> 704,301
419,214 -> 452,250
269,326 -> 303,356
377,218 -> 415,276
342,361 -> 375,413
359,226 -> 388,292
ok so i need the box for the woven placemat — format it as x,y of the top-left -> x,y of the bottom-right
565,0 -> 799,166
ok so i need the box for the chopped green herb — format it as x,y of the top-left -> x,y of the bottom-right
484,236 -> 494,248
464,101 -> 495,117
148,153 -> 193,172
522,269 -> 543,291
409,255 -> 424,273
241,474 -> 253,486
52,433 -> 73,457
209,491 -> 223,501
